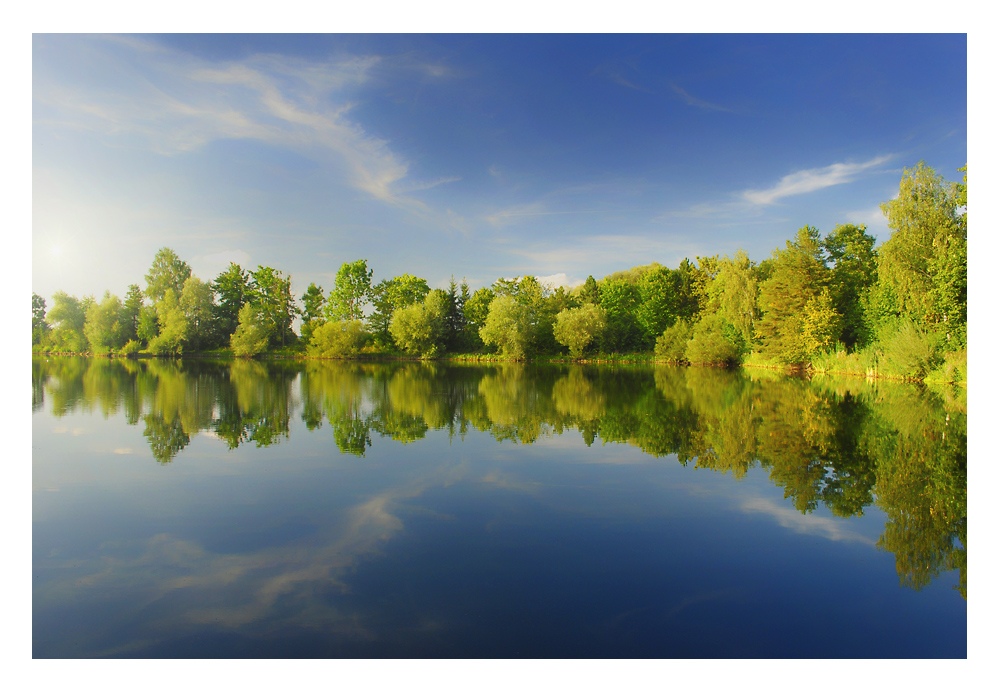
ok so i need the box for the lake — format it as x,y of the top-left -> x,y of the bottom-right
31,356 -> 967,658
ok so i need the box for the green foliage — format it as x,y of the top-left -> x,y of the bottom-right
479,295 -> 533,360
879,319 -> 943,380
706,250 -> 759,345
326,259 -> 373,322
655,318 -> 693,364
180,276 -> 216,350
309,319 -> 368,358
213,263 -> 250,339
32,293 -> 49,345
46,291 -> 88,352
685,313 -> 740,365
368,273 -> 430,344
137,304 -> 159,344
635,267 -> 680,345
299,282 -> 326,345
823,224 -> 877,348
145,247 -> 192,302
877,162 -> 966,338
122,284 -> 144,343
119,339 -> 142,357
463,287 -> 494,349
230,303 -> 269,358
553,304 -> 605,358
148,289 -> 189,356
579,275 -> 601,305
389,290 -> 446,357
599,278 -> 641,352
757,225 -> 836,363
248,266 -> 297,347
84,291 -> 127,352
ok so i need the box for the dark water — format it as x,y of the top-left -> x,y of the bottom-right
31,356 -> 967,658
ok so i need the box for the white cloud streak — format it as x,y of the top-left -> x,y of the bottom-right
741,155 -> 893,205
741,497 -> 875,545
671,83 -> 731,112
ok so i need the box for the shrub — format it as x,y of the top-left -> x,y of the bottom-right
309,319 -> 367,358
553,304 -> 605,358
389,292 -> 445,357
685,314 -> 740,366
119,339 -> 142,357
879,319 -> 942,379
230,304 -> 269,358
654,319 -> 693,364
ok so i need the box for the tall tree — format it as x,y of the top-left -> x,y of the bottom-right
213,263 -> 250,339
122,284 -> 145,343
299,283 -> 326,345
877,161 -> 966,341
84,291 -> 126,352
249,266 -> 297,346
757,226 -> 839,363
823,224 -> 878,348
180,276 -> 216,350
368,273 -> 430,345
326,259 -> 373,322
46,291 -> 88,352
705,250 -> 759,347
145,247 -> 192,302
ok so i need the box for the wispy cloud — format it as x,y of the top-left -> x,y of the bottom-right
593,64 -> 653,94
741,497 -> 875,545
741,155 -> 894,205
671,83 -> 732,112
510,234 -> 703,278
34,35 -> 456,219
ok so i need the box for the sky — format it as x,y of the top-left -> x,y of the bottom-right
32,33 -> 967,304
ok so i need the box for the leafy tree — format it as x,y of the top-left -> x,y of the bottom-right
180,276 -> 216,350
84,291 -> 126,352
635,267 -> 680,346
463,286 -> 494,350
389,290 -> 447,357
137,305 -> 159,344
673,258 -> 703,321
480,295 -> 534,360
877,161 -> 966,341
706,250 -> 759,346
122,284 -> 145,343
599,278 -> 641,352
655,318 -> 693,363
443,277 -> 467,352
326,259 -> 373,322
46,291 -> 88,352
579,275 -> 601,305
148,288 -> 189,355
248,266 -> 297,346
368,273 -> 430,345
685,313 -> 741,365
230,303 -> 269,358
309,320 -> 367,358
757,226 -> 837,363
300,283 -> 326,345
553,304 -> 605,358
823,224 -> 878,348
213,263 -> 250,339
145,247 -> 192,302
32,293 -> 48,345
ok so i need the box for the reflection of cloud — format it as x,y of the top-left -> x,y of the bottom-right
741,155 -> 893,205
741,497 -> 875,545
113,448 -> 133,455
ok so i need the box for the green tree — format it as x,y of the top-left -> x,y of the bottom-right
599,278 -> 641,352
122,284 -> 145,343
230,303 -> 269,358
300,283 -> 326,345
180,276 -> 216,350
553,304 -> 605,358
579,275 -> 601,306
309,320 -> 367,358
757,226 -> 837,363
685,313 -> 741,366
248,266 -> 297,346
32,293 -> 48,345
137,305 -> 159,344
145,247 -> 192,303
877,161 -> 966,341
368,273 -> 430,345
46,291 -> 88,352
635,267 -> 680,346
706,250 -> 759,347
389,290 -> 447,357
463,286 -> 494,350
213,263 -> 250,339
326,259 -> 373,322
655,318 -> 693,363
148,288 -> 189,355
84,291 -> 126,353
823,224 -> 878,349
480,295 -> 534,360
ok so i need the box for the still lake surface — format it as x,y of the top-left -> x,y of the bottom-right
32,356 -> 966,658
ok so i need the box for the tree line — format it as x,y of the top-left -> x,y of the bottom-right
32,161 -> 966,382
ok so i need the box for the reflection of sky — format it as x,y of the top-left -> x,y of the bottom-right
33,388 -> 965,658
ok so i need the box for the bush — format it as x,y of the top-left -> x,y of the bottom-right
654,319 -> 693,364
309,319 -> 367,358
230,304 -> 269,358
389,292 -> 445,357
119,339 -> 142,357
553,304 -> 605,358
879,319 -> 943,380
685,314 -> 740,366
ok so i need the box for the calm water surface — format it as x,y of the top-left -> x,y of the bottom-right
32,357 -> 967,658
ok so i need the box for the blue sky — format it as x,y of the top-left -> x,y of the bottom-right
32,33 -> 967,303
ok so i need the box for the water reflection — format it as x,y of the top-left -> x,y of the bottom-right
33,356 -> 967,602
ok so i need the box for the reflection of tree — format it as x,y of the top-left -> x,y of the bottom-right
301,361 -> 372,456
32,357 -> 49,412
215,360 -> 296,448
142,412 -> 190,464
